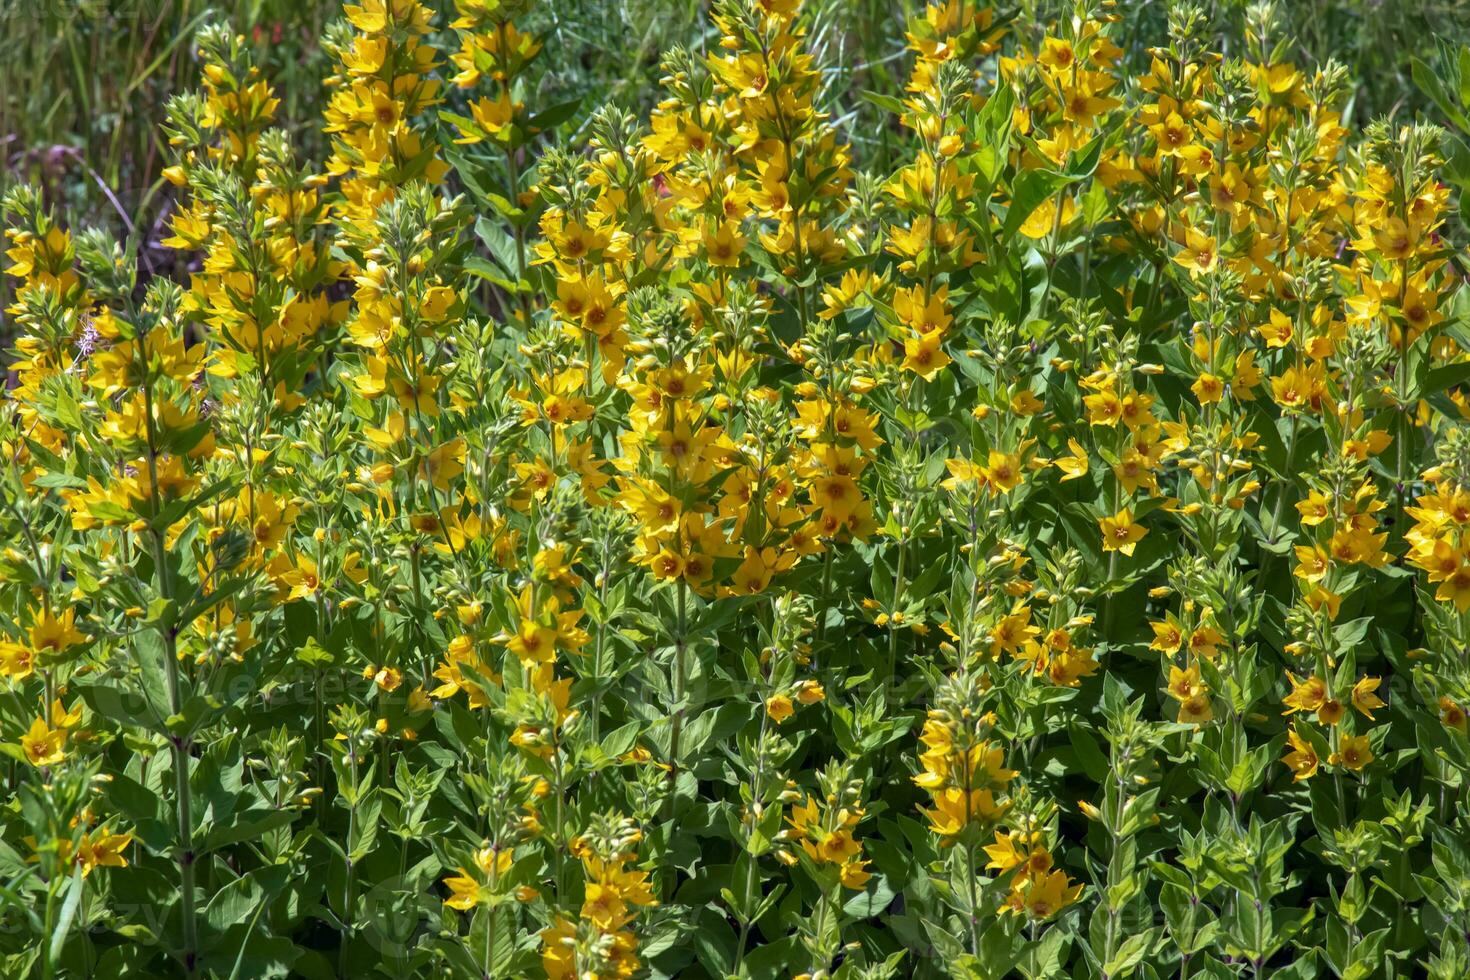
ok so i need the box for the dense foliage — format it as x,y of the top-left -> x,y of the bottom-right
5,1 -> 1470,978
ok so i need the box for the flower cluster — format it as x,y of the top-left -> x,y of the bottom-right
6,0 -> 1470,977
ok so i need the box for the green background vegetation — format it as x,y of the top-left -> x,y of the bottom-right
1,0 -> 1466,241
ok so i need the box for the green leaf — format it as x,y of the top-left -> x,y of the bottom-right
1413,55 -> 1470,132
203,810 -> 298,855
349,790 -> 382,861
294,639 -> 335,668
49,865 -> 84,966
77,674 -> 167,735
842,875 -> 895,919
204,864 -> 289,934
474,216 -> 522,277
1067,722 -> 1111,781
1104,929 -> 1154,977
859,90 -> 906,116
528,96 -> 583,132
600,721 -> 640,759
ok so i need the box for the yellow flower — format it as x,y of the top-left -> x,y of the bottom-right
72,831 -> 133,877
461,91 -> 518,142
1177,693 -> 1214,726
442,871 -> 483,910
1173,228 -> 1217,276
29,607 -> 86,660
1351,677 -> 1385,720
704,220 -> 746,267
793,680 -> 825,705
1331,734 -> 1373,772
21,716 -> 67,767
1149,616 -> 1184,654
1014,869 -> 1083,921
1098,508 -> 1146,556
539,917 -> 578,979
1440,697 -> 1467,732
901,332 -> 951,380
984,451 -> 1022,493
983,831 -> 1031,874
276,555 -> 320,601
507,620 -> 557,666
1282,727 -> 1319,781
1282,673 -> 1327,715
0,641 -> 35,681
1053,439 -> 1089,481
920,788 -> 1007,836
839,857 -> 872,889
1191,373 -> 1224,404
1166,664 -> 1204,702
1083,390 -> 1122,426
765,693 -> 795,724
1018,196 -> 1076,239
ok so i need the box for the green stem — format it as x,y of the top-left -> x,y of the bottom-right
503,142 -> 532,327
815,545 -> 835,646
733,689 -> 773,973
666,579 -> 689,806
964,837 -> 982,957
663,579 -> 691,898
143,370 -> 198,979
1268,414 -> 1301,545
41,883 -> 56,980
340,748 -> 359,977
589,551 -> 613,741
888,529 -> 907,687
